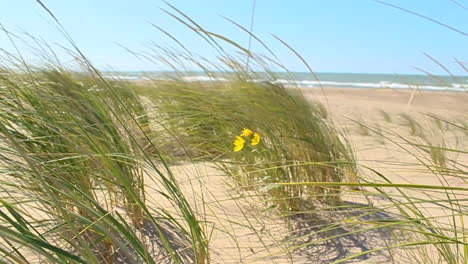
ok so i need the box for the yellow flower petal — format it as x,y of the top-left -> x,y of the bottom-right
240,128 -> 254,138
233,136 -> 246,152
251,133 -> 261,146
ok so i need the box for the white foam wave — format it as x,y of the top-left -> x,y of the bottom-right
274,79 -> 467,91
103,75 -> 150,80
182,76 -> 228,82
102,74 -> 467,91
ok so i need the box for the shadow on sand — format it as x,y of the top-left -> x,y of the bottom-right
284,201 -> 406,263
111,218 -> 194,264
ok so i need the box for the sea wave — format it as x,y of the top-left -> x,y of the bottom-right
102,74 -> 467,91
182,76 -> 228,82
103,75 -> 150,80
273,79 -> 467,91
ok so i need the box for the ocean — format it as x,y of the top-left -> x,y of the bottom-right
103,71 -> 468,92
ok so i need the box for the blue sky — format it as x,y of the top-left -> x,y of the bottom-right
0,0 -> 466,74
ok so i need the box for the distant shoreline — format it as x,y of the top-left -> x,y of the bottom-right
298,86 -> 468,94
125,77 -> 467,93
108,71 -> 468,92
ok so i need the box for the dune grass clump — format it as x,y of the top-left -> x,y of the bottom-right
399,113 -> 424,137
379,109 -> 393,123
143,79 -> 356,211
357,119 -> 371,136
0,67 -> 208,263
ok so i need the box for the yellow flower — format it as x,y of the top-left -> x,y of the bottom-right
251,133 -> 261,146
240,128 -> 253,137
233,136 -> 246,152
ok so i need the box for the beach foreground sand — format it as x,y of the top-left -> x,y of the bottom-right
4,85 -> 465,263
158,87 -> 467,263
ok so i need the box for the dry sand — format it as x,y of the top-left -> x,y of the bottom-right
308,87 -> 467,186
163,87 -> 467,263
7,87 -> 466,263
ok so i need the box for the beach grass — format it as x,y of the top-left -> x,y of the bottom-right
140,79 -> 357,212
0,66 -> 208,263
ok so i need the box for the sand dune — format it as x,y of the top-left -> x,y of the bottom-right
154,87 -> 467,263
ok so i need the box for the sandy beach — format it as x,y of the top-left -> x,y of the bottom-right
1,80 -> 466,263
161,86 -> 468,263
309,87 -> 468,113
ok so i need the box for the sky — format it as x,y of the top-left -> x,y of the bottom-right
0,0 -> 466,75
